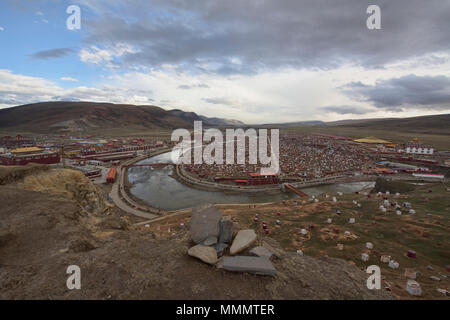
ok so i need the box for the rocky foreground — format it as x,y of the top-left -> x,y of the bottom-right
0,166 -> 393,299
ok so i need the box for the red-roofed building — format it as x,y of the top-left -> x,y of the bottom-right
248,173 -> 279,185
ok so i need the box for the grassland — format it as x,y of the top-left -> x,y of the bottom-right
282,126 -> 450,150
216,181 -> 450,299
142,180 -> 449,299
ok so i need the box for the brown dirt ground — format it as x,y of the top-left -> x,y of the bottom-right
0,167 -> 394,300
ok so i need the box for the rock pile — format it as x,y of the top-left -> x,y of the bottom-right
187,204 -> 279,276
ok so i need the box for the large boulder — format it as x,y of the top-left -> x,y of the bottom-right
222,256 -> 277,276
190,205 -> 222,244
218,216 -> 233,244
188,244 -> 218,265
230,229 -> 257,255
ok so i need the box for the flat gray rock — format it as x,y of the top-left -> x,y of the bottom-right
223,256 -> 277,276
218,217 -> 233,244
203,236 -> 218,246
261,238 -> 284,259
250,246 -> 273,259
230,229 -> 257,255
188,244 -> 218,265
190,205 -> 222,244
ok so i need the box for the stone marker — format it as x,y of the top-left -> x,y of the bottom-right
188,244 -> 218,265
218,216 -> 233,244
190,205 -> 222,244
261,238 -> 283,259
406,280 -> 422,296
388,260 -> 399,269
215,257 -> 224,269
230,229 -> 257,255
222,256 -> 276,276
404,268 -> 416,279
250,246 -> 273,259
203,236 -> 218,246
436,288 -> 449,296
213,243 -> 228,256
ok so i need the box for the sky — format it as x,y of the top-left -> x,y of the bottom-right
0,0 -> 449,124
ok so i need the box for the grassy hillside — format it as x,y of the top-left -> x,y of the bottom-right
0,101 -> 243,134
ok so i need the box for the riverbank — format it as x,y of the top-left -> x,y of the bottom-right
125,150 -> 378,212
175,163 -> 377,194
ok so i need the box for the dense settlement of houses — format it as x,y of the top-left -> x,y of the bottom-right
0,133 -> 448,185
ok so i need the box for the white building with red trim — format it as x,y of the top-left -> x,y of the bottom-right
405,143 -> 434,155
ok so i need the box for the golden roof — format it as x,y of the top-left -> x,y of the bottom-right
10,147 -> 43,154
354,136 -> 391,144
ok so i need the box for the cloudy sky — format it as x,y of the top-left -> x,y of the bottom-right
0,0 -> 449,124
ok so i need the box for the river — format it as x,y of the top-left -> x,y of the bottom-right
128,151 -> 375,210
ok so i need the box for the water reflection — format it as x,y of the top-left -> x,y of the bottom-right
128,151 -> 375,210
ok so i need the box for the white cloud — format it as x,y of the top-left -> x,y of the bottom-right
0,69 -> 152,109
60,77 -> 79,82
79,44 -> 138,68
1,65 -> 449,124
0,27 -> 4,31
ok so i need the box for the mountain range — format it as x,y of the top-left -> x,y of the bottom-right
0,101 -> 448,135
0,102 -> 244,133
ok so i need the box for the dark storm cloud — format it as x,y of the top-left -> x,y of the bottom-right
320,105 -> 374,115
31,48 -> 74,60
78,0 -> 450,74
342,74 -> 450,111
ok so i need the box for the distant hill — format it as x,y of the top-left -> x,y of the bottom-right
323,114 -> 450,134
168,109 -> 244,126
266,114 -> 450,135
261,120 -> 324,127
0,102 -> 244,133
